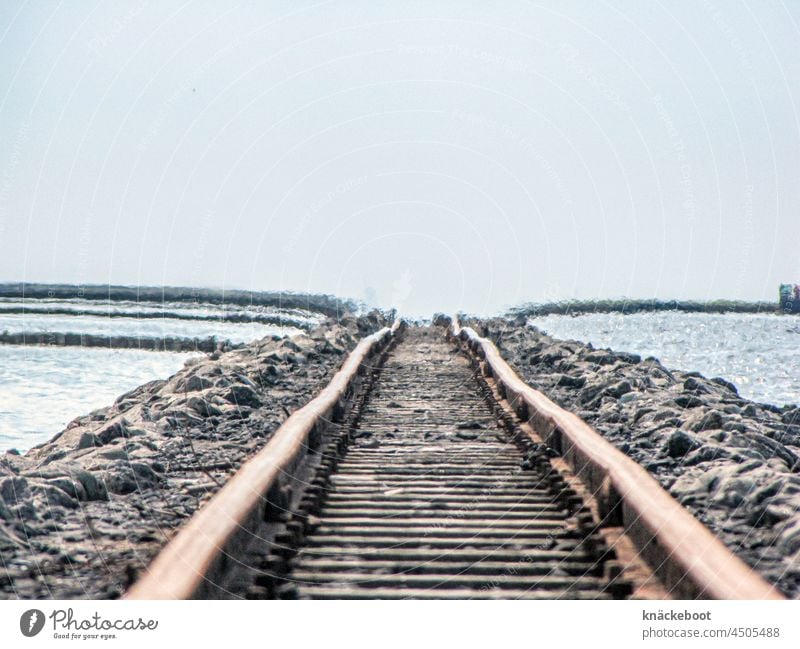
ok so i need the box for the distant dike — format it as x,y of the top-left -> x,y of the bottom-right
508,298 -> 784,318
0,331 -> 237,352
0,283 -> 363,351
0,283 -> 359,319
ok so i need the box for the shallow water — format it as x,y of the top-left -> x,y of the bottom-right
0,300 -> 304,453
0,312 -> 296,344
529,312 -> 800,406
0,345 -> 198,452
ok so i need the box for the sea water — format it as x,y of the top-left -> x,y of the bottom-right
0,304 -> 301,452
529,312 -> 800,406
0,344 -> 197,452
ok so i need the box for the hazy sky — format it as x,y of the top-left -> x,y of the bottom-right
0,1 -> 798,316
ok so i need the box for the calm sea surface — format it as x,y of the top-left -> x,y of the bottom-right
0,306 -> 300,452
0,312 -> 296,344
529,312 -> 800,406
0,345 -> 197,452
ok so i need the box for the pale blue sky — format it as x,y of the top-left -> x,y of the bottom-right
0,1 -> 798,316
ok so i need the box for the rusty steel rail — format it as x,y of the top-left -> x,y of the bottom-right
450,317 -> 783,600
257,326 -> 631,599
126,319 -> 402,599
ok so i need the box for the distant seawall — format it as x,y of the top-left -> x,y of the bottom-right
0,283 -> 358,318
508,298 -> 781,318
0,331 -> 241,352
0,304 -> 314,329
0,284 -> 357,349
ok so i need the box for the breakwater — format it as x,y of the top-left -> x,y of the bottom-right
509,298 -> 780,318
0,331 -> 240,353
0,283 -> 358,318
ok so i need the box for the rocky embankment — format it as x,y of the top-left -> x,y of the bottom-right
0,313 -> 385,599
479,318 -> 800,598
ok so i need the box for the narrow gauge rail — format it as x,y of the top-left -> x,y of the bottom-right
127,321 -> 782,600
257,327 -> 622,599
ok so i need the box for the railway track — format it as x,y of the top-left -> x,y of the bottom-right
256,327 -> 623,599
126,320 -> 782,600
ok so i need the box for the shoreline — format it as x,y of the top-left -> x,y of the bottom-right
0,331 -> 247,352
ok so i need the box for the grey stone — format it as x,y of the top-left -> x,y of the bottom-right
73,470 -> 108,502
261,364 -> 280,378
32,484 -> 79,509
779,519 -> 800,554
781,408 -> 800,426
683,445 -> 731,465
100,467 -> 137,495
46,477 -> 86,501
670,470 -> 716,500
710,377 -> 739,395
578,382 -> 605,405
606,380 -> 633,399
43,449 -> 67,464
187,396 -> 223,417
583,351 -> 617,365
179,375 -> 215,392
666,430 -> 701,458
224,384 -> 262,408
78,432 -> 103,449
96,419 -> 130,445
750,480 -> 782,504
690,410 -> 725,432
748,504 -> 794,527
281,339 -> 302,352
673,395 -> 705,409
683,377 -> 712,394
556,374 -> 585,388
741,404 -> 760,417
99,449 -> 129,460
722,421 -> 747,433
455,430 -> 480,440
0,477 -> 28,504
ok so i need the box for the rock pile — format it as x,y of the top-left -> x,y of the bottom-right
481,318 -> 800,598
0,313 -> 385,599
